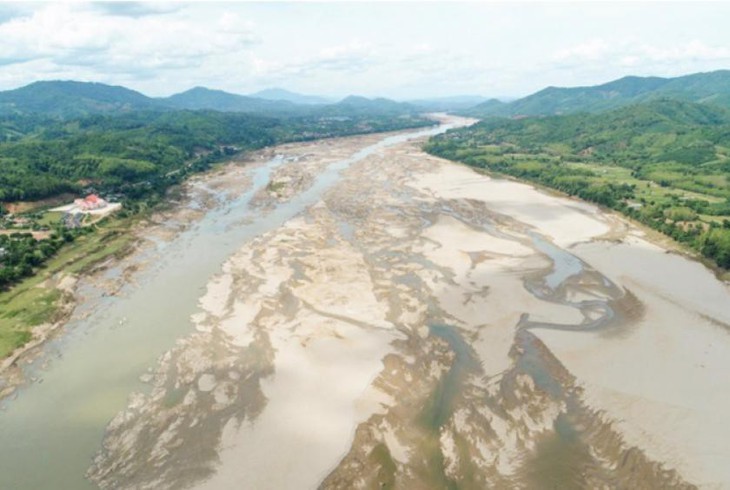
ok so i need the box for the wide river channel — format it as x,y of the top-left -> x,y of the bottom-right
0,123 -> 458,489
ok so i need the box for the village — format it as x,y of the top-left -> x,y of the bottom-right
1,193 -> 122,235
0,194 -> 122,288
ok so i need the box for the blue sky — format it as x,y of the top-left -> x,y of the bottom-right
0,2 -> 728,99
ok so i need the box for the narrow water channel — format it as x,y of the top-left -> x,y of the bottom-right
0,123 -> 454,489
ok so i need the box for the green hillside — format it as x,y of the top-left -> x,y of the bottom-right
0,109 -> 431,204
0,81 -> 161,118
427,98 -> 730,269
466,70 -> 730,117
321,95 -> 418,116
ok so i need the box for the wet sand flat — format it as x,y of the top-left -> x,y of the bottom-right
409,158 -> 730,488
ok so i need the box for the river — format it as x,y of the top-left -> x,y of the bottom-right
2,114 -> 730,489
0,121 -> 460,489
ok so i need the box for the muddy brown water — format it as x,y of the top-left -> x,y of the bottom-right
0,123 -> 457,490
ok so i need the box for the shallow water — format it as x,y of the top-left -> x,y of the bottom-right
529,232 -> 584,289
524,412 -> 594,489
422,324 -> 479,429
0,124 -> 454,489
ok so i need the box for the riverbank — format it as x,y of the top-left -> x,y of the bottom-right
424,124 -> 730,281
0,217 -> 137,397
466,163 -> 730,283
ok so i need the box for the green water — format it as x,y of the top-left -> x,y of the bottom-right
418,324 -> 480,489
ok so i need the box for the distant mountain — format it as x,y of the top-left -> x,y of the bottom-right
323,95 -> 417,116
0,82 -> 315,117
161,87 -> 302,114
653,70 -> 730,107
466,70 -> 730,118
0,81 -> 161,117
0,81 -> 433,119
249,88 -> 331,105
462,98 -> 505,114
407,95 -> 491,112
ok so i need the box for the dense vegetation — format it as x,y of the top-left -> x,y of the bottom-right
426,98 -> 730,269
0,109 -> 431,203
465,70 -> 730,118
0,228 -> 87,288
0,81 -> 159,118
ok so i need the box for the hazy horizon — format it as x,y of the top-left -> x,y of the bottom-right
0,2 -> 729,100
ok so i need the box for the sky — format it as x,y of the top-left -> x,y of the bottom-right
0,1 -> 729,100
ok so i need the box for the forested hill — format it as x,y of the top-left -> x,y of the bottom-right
426,98 -> 730,269
0,110 -> 431,204
459,99 -> 730,165
162,87 -> 302,114
0,81 -> 159,118
321,95 -> 417,116
465,70 -> 730,117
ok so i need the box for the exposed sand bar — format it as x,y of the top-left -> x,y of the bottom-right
410,161 -> 730,488
546,239 -> 730,488
86,116 -> 730,489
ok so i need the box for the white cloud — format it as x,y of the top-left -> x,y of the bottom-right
0,3 -> 259,89
640,40 -> 730,64
552,38 -> 730,71
554,39 -> 612,62
0,2 -> 728,98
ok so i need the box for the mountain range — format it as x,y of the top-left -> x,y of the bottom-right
0,81 -> 421,119
465,70 -> 730,118
0,81 -> 159,118
163,87 -> 302,114
249,88 -> 332,105
2,69 -> 730,121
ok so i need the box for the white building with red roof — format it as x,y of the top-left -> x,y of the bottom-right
74,194 -> 108,211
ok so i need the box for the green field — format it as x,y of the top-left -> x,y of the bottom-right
0,217 -> 134,357
35,211 -> 63,227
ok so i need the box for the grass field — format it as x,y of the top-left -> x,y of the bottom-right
0,217 -> 135,358
35,211 -> 63,227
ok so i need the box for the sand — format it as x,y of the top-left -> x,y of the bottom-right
196,217 -> 401,490
538,238 -> 730,488
88,116 -> 730,489
411,165 -> 611,247
410,158 -> 730,488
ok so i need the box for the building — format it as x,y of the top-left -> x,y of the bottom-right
74,194 -> 107,211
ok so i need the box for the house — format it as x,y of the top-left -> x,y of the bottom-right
74,194 -> 107,211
